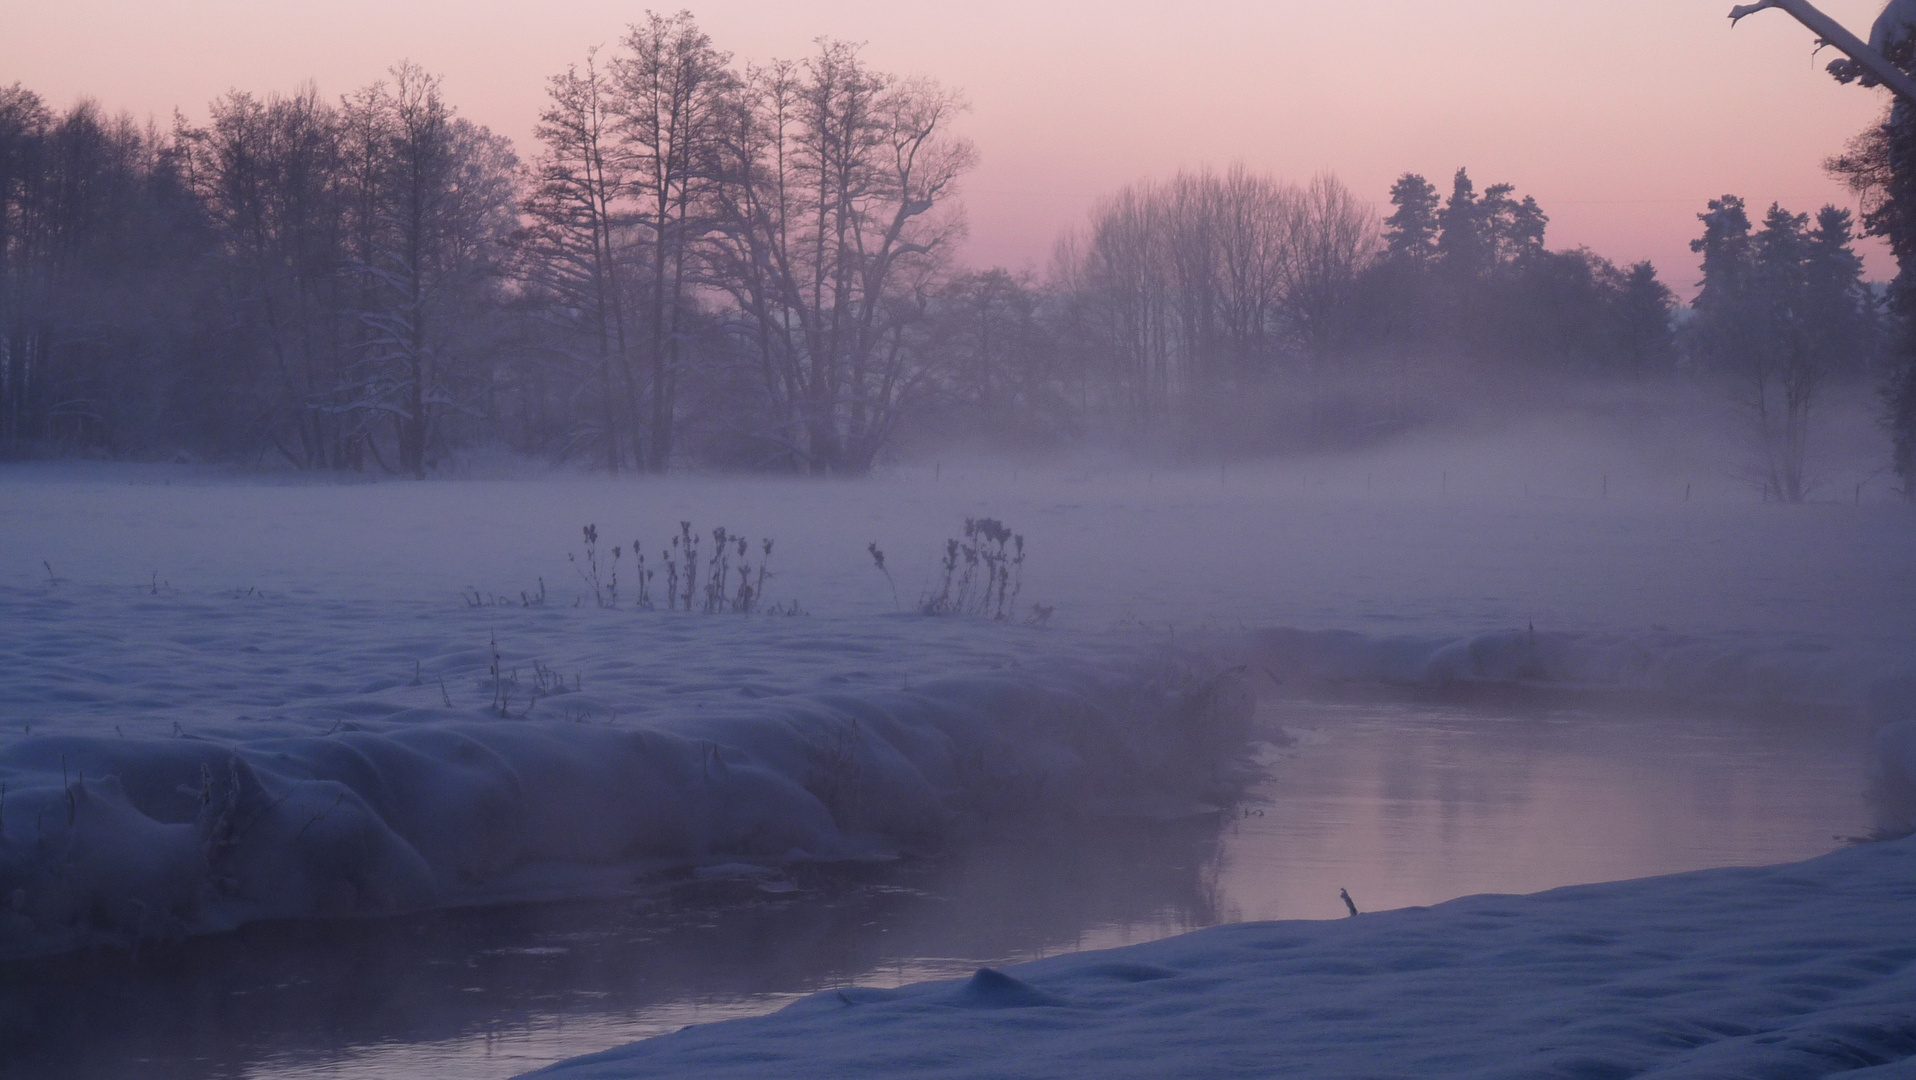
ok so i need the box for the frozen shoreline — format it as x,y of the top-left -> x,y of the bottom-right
524,834 -> 1916,1080
1,461 -> 1910,964
3,579 -> 1908,960
0,632 -> 1255,959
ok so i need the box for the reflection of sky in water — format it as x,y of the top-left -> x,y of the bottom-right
0,695 -> 1868,1080
1218,694 -> 1867,924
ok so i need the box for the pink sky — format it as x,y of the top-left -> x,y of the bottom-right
2,0 -> 1900,294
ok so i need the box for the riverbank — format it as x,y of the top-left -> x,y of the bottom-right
527,833 -> 1916,1079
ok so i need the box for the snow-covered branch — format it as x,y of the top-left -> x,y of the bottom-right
1729,0 -> 1916,102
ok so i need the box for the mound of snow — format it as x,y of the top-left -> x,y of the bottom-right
521,834 -> 1916,1079
0,651 -> 1252,959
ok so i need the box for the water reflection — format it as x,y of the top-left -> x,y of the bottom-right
0,817 -> 1225,1080
1222,691 -> 1868,922
0,692 -> 1870,1080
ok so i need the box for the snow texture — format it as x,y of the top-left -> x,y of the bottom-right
523,834 -> 1916,1080
1,445 -> 1912,959
0,628 -> 1252,957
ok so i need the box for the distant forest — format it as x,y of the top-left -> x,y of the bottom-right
0,12 -> 1903,496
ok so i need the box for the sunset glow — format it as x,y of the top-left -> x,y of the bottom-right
1,0 -> 1899,290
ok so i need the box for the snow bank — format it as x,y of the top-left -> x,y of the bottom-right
0,650 -> 1252,959
1,456 -> 1909,956
524,833 -> 1916,1079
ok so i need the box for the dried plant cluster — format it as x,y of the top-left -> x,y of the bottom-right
872,517 -> 1047,624
571,522 -> 783,614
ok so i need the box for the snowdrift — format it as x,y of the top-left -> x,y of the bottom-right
0,654 -> 1252,959
522,832 -> 1916,1080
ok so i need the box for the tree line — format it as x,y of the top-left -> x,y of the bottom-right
0,10 -> 1901,491
1689,196 -> 1876,501
1,16 -> 973,476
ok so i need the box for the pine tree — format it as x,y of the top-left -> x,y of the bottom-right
1382,173 -> 1439,266
1691,195 -> 1871,502
1613,261 -> 1677,375
1436,168 -> 1491,278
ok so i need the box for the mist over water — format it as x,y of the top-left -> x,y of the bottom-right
0,382 -> 1907,1079
4,3 -> 1914,1074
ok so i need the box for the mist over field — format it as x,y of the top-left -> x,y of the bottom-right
5,3 -> 1916,1079
2,377 -> 1900,620
6,387 -> 1913,1077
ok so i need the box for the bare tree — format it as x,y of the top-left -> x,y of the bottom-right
341,63 -> 518,476
706,41 -> 974,473
1065,167 -> 1321,439
611,11 -> 736,472
0,94 -> 206,458
0,85 -> 53,457
523,50 -> 635,470
1078,182 -> 1176,430
183,86 -> 363,468
1284,173 -> 1380,371
1213,166 -> 1297,379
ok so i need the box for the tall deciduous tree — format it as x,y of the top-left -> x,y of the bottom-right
342,63 -> 518,477
707,41 -> 974,473
916,268 -> 1071,441
1,93 -> 209,458
1285,173 -> 1379,371
523,50 -> 634,470
612,11 -> 736,472
184,86 -> 361,467
1067,167 -> 1304,437
0,84 -> 53,457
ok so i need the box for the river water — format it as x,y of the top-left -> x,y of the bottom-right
0,691 -> 1870,1080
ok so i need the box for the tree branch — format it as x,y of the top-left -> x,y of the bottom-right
1730,0 -> 1916,103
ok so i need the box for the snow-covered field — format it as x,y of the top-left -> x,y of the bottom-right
1,411 -> 1913,1074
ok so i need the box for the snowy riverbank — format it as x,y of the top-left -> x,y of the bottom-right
524,832 -> 1916,1080
1,457 -> 1911,961
0,612 -> 1254,958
